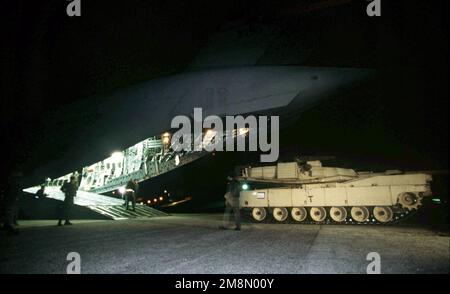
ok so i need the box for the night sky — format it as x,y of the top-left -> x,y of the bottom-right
2,0 -> 448,210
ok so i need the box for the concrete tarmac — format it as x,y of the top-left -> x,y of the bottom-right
0,214 -> 448,274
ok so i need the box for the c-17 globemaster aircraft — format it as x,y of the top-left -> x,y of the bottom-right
23,15 -> 373,214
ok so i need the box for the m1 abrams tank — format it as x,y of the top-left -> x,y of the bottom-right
237,160 -> 433,224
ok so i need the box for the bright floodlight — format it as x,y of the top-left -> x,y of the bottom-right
111,151 -> 123,160
162,132 -> 171,144
238,127 -> 249,136
118,186 -> 126,194
242,183 -> 249,190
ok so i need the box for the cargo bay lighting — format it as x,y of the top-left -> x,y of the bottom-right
162,132 -> 171,144
111,151 -> 123,160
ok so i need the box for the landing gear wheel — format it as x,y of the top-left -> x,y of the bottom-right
310,207 -> 327,222
291,207 -> 307,222
330,207 -> 347,222
398,193 -> 422,210
252,207 -> 267,222
373,206 -> 393,223
351,206 -> 370,223
273,207 -> 288,222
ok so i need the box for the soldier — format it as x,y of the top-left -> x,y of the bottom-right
35,185 -> 48,199
219,174 -> 241,231
2,171 -> 22,235
58,175 -> 78,226
125,179 -> 138,211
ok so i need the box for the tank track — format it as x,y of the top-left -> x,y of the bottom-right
242,205 -> 422,225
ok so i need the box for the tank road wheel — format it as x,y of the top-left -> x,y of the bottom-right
373,206 -> 393,223
273,207 -> 289,222
291,207 -> 307,222
330,207 -> 347,223
350,206 -> 370,223
398,192 -> 422,210
252,207 -> 267,222
310,207 -> 327,222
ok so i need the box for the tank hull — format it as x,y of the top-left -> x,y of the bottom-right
238,161 -> 432,224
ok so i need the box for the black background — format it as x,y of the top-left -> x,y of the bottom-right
1,0 -> 448,211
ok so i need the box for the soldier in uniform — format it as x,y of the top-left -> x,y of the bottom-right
58,175 -> 78,226
35,185 -> 48,199
219,174 -> 241,231
125,179 -> 139,211
2,171 -> 22,235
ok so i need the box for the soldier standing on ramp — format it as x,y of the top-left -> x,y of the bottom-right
36,185 -> 48,199
125,179 -> 138,211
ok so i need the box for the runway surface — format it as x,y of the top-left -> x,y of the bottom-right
0,214 -> 448,274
